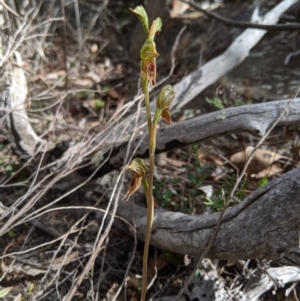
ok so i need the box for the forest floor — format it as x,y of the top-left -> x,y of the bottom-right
1,0 -> 300,300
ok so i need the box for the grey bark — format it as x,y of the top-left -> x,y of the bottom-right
92,97 -> 300,176
152,265 -> 300,301
117,166 -> 300,265
0,5 -> 47,157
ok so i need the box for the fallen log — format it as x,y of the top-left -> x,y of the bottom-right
89,97 -> 300,176
117,166 -> 300,265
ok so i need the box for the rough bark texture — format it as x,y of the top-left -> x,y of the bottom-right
117,166 -> 300,265
0,63 -> 47,156
0,6 -> 47,157
90,97 -> 300,176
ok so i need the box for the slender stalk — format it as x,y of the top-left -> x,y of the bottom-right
129,7 -> 165,301
143,79 -> 152,135
141,190 -> 154,301
141,80 -> 158,301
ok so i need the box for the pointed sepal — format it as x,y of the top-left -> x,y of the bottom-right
148,18 -> 162,40
130,6 -> 149,37
123,177 -> 142,201
123,158 -> 147,201
140,39 -> 159,62
161,107 -> 171,125
127,158 -> 147,178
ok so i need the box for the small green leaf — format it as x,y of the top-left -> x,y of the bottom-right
194,269 -> 201,277
258,176 -> 268,187
203,197 -> 224,211
28,283 -> 35,293
205,97 -> 224,110
216,111 -> 226,120
166,178 -> 180,184
130,6 -> 149,37
94,99 -> 105,109
192,144 -> 199,153
22,283 -> 35,299
163,189 -> 172,199
8,230 -> 16,238
187,173 -> 195,183
182,164 -> 193,170
75,91 -> 89,99
5,164 -> 13,171
236,99 -> 245,106
0,287 -> 12,298
102,85 -> 110,92
0,143 -> 4,151
91,151 -> 104,167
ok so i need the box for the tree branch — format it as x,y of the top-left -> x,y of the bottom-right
117,166 -> 300,265
173,0 -> 299,109
180,0 -> 300,31
90,97 -> 300,177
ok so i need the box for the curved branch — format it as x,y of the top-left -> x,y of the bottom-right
172,0 -> 299,109
1,63 -> 47,156
93,97 -> 300,176
117,166 -> 300,265
180,0 -> 300,31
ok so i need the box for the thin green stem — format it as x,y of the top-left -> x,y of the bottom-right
141,188 -> 154,301
153,109 -> 161,125
141,122 -> 158,301
140,78 -> 158,301
143,78 -> 152,135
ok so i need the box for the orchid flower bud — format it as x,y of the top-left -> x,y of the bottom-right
141,60 -> 157,86
123,158 -> 147,201
140,39 -> 159,63
156,85 -> 175,110
127,158 -> 147,178
155,85 -> 175,124
140,39 -> 159,85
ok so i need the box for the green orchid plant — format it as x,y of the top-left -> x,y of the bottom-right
124,6 -> 175,301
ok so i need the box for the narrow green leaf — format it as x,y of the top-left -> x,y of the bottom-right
8,230 -> 16,238
0,287 -> 12,298
130,6 -> 149,37
94,99 -> 105,109
258,176 -> 268,187
205,97 -> 224,110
